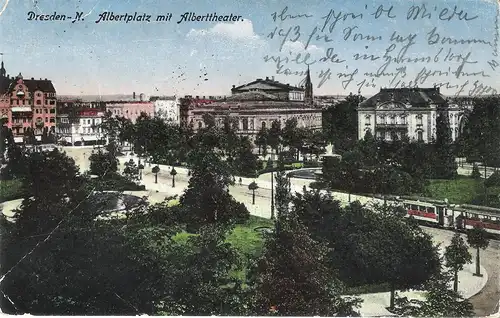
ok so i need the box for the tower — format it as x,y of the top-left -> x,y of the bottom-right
0,54 -> 6,78
304,66 -> 313,105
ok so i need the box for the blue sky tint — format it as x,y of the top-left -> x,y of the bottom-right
0,0 -> 498,96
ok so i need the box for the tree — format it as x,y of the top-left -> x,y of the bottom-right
234,137 -> 258,177
340,149 -> 363,201
160,225 -> 246,316
170,167 -> 177,188
248,181 -> 258,205
138,162 -> 144,180
433,106 -> 457,179
444,233 -> 472,292
152,165 -> 160,184
333,202 -> 440,309
255,125 -> 269,156
471,163 -> 482,179
89,149 -> 118,177
268,120 -> 282,160
249,210 -> 360,316
466,225 -> 490,276
180,149 -> 249,232
123,159 -> 140,182
393,270 -> 474,317
322,93 -> 364,150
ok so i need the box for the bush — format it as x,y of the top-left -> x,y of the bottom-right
0,179 -> 25,202
485,171 -> 500,188
89,173 -> 145,191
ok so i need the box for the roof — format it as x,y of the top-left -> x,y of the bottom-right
232,77 -> 304,92
225,91 -> 279,101
22,79 -> 56,93
359,88 -> 447,108
1,76 -> 56,94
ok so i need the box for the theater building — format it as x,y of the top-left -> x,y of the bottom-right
180,70 -> 322,139
0,62 -> 57,143
357,87 -> 467,143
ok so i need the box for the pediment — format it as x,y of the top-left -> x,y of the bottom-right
376,101 -> 407,110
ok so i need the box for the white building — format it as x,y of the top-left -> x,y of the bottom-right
151,96 -> 179,124
357,87 -> 469,143
56,109 -> 104,146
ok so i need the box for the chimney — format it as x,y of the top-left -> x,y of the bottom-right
133,92 -> 136,99
44,78 -> 47,80
232,85 -> 235,89
31,77 -> 34,80
265,76 -> 269,80
272,76 -> 275,81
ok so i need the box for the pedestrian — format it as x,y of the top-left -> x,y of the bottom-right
239,177 -> 242,185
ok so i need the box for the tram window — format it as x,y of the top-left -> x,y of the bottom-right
427,207 -> 435,213
473,213 -> 478,219
411,205 -> 417,210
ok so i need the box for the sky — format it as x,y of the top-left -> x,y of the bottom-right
0,0 -> 499,97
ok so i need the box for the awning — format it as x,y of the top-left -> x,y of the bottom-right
11,107 -> 32,112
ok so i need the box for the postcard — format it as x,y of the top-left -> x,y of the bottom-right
0,0 -> 499,316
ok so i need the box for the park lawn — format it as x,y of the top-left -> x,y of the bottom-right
425,177 -> 482,204
227,215 -> 273,257
170,215 -> 272,283
227,215 -> 273,282
0,179 -> 24,203
425,176 -> 500,205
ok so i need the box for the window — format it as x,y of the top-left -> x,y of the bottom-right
417,130 -> 423,141
44,109 -> 48,114
45,117 -> 48,122
391,116 -> 396,124
49,118 -> 55,123
50,109 -> 55,114
417,115 -> 423,125
261,121 -> 266,129
242,118 -> 249,130
198,121 -> 203,129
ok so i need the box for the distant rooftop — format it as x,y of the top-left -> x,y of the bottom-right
58,93 -> 148,102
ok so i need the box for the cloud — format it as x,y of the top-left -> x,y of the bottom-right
282,41 -> 324,55
187,19 -> 262,43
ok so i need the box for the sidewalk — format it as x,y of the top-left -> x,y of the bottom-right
358,257 -> 488,316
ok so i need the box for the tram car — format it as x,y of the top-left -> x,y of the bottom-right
395,196 -> 500,237
450,204 -> 500,236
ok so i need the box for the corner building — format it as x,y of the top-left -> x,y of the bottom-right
0,62 -> 57,143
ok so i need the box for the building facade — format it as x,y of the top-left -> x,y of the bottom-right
357,87 -> 468,143
56,108 -> 104,146
106,101 -> 155,123
151,96 -> 179,124
180,71 -> 322,139
0,62 -> 57,143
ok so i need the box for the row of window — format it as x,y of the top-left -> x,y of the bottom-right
375,130 -> 424,141
57,127 -> 101,134
10,99 -> 56,106
34,108 -> 56,114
